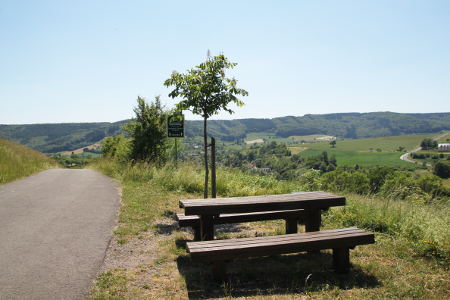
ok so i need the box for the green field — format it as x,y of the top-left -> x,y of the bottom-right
290,134 -> 436,168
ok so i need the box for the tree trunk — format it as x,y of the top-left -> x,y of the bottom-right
203,116 -> 209,199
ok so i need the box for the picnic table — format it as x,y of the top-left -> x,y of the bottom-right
179,191 -> 346,241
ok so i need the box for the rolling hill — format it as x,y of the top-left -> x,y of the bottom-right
1,112 -> 449,153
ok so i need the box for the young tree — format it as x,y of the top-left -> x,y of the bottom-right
123,96 -> 169,163
164,54 -> 248,198
330,140 -> 336,148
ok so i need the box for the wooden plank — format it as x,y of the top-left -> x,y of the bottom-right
187,227 -> 362,249
181,192 -> 337,204
180,192 -> 342,208
189,232 -> 374,262
188,232 -> 373,253
187,228 -> 373,252
182,196 -> 345,215
180,193 -> 344,205
177,209 -> 305,227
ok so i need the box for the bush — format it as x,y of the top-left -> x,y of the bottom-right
101,135 -> 131,163
379,172 -> 430,203
320,169 -> 370,195
434,161 -> 450,179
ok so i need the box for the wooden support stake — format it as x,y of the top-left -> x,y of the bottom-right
211,137 -> 216,199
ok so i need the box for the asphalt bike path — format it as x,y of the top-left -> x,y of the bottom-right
0,169 -> 120,300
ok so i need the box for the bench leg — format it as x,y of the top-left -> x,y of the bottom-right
200,215 -> 214,241
211,261 -> 227,282
333,248 -> 350,273
285,217 -> 298,234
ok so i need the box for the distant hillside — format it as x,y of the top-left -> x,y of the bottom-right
0,138 -> 59,184
1,112 -> 449,153
0,121 -> 126,153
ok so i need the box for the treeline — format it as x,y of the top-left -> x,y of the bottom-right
2,112 -> 450,153
186,112 -> 450,140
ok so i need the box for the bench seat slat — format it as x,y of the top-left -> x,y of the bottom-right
187,227 -> 363,249
176,209 -> 305,227
187,228 -> 374,262
189,232 -> 371,253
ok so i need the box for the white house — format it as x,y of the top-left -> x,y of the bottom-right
438,143 -> 450,152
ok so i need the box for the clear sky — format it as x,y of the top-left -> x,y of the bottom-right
1,0 -> 449,124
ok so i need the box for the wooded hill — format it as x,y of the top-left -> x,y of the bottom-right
1,112 -> 449,153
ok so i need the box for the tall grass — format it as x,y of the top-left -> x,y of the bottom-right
324,194 -> 450,265
0,138 -> 58,184
90,158 -> 449,264
91,158 -> 298,197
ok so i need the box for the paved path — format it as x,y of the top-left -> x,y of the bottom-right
400,132 -> 449,166
0,169 -> 120,300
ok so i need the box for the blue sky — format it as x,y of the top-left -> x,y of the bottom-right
1,0 -> 449,124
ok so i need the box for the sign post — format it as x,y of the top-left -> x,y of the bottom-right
168,114 -> 184,165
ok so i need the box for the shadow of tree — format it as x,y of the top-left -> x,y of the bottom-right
176,248 -> 380,299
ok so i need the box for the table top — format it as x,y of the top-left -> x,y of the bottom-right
180,191 -> 345,216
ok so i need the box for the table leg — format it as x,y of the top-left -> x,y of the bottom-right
305,208 -> 321,254
285,217 -> 298,234
200,215 -> 214,240
305,208 -> 321,232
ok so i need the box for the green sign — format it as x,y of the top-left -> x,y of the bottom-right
168,114 -> 184,138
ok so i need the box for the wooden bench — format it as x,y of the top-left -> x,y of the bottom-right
187,227 -> 375,279
176,209 -> 306,240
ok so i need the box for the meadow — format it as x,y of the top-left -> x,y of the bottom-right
88,159 -> 449,300
289,134 -> 436,168
0,138 -> 58,184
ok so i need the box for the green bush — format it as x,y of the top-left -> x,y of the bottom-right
320,169 -> 370,194
434,161 -> 450,179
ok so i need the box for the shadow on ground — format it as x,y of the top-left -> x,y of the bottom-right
175,239 -> 380,299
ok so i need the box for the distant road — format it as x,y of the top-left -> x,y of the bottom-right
400,132 -> 449,165
0,169 -> 120,300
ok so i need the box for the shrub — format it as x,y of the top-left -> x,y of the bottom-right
320,169 -> 370,195
434,161 -> 450,179
379,171 -> 429,203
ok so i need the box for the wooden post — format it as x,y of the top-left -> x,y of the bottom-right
174,138 -> 178,167
305,208 -> 321,232
333,248 -> 350,273
305,208 -> 321,254
285,217 -> 298,234
200,215 -> 214,240
211,137 -> 216,198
